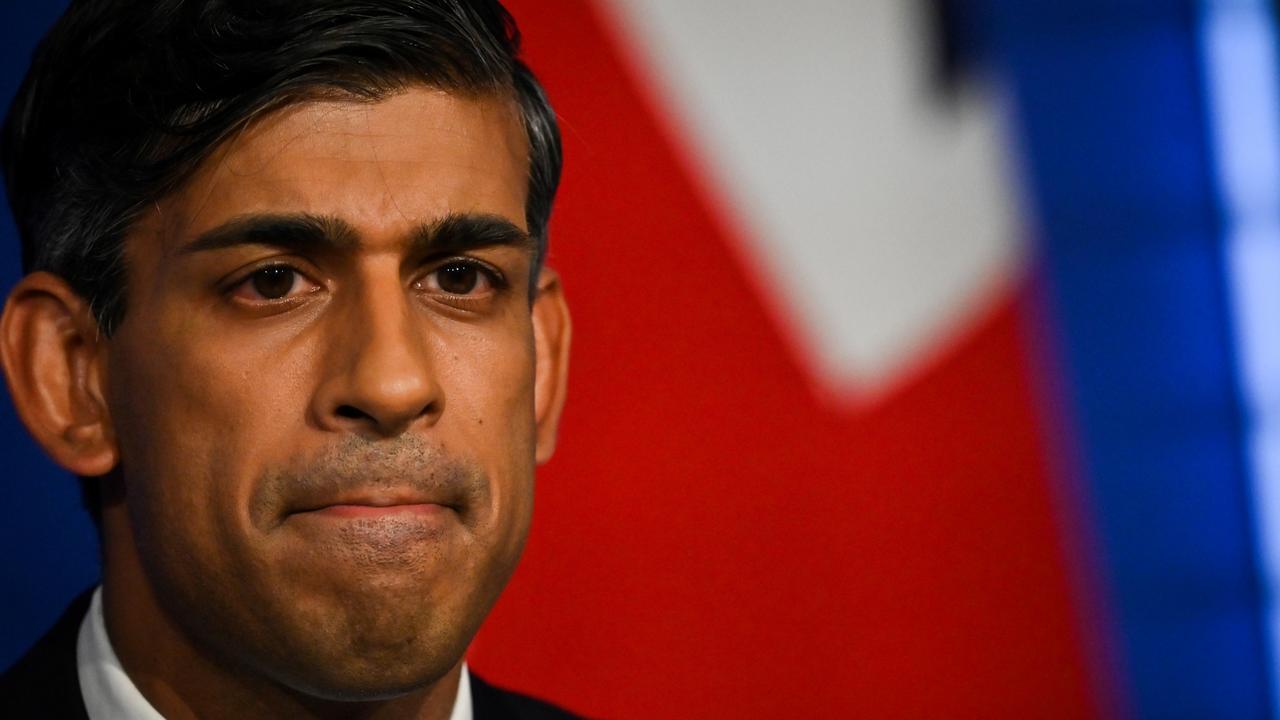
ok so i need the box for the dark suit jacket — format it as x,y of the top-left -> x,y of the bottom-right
0,590 -> 581,719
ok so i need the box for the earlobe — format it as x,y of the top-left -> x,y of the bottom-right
531,267 -> 571,464
0,272 -> 118,476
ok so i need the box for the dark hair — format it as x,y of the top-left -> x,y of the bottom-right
1,0 -> 563,527
3,0 -> 562,334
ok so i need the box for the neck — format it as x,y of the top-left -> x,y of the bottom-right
98,506 -> 462,720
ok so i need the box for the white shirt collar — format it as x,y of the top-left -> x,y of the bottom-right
76,586 -> 473,720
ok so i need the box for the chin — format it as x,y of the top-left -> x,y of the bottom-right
191,577 -> 481,705
282,665 -> 451,703
265,625 -> 466,702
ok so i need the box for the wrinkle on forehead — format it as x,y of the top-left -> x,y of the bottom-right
140,86 -> 529,258
223,91 -> 521,171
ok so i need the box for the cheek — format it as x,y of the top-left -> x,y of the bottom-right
445,317 -> 536,449
106,314 -> 312,537
439,320 -> 538,526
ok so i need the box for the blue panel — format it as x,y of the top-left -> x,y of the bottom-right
0,0 -> 99,672
977,1 -> 1273,717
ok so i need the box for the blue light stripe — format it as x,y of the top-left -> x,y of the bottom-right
976,1 -> 1273,714
1202,0 -> 1280,712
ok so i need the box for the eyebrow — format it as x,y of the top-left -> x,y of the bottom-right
178,211 -> 534,258
179,213 -> 358,256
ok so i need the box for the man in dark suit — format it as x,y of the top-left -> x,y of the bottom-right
0,1 -> 578,717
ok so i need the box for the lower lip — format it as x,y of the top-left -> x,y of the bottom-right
285,503 -> 456,558
308,503 -> 446,519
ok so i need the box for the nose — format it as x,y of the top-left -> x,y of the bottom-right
312,278 -> 442,438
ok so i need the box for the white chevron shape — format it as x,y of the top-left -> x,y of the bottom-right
603,0 -> 1024,400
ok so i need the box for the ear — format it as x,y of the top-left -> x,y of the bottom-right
531,267 -> 571,464
0,272 -> 118,476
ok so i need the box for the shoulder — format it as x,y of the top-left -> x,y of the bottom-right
469,671 -> 587,720
0,589 -> 93,719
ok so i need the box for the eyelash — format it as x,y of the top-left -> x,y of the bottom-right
224,262 -> 318,304
224,257 -> 509,306
418,258 -> 509,295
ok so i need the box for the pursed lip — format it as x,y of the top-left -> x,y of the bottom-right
289,489 -> 459,517
280,487 -> 463,552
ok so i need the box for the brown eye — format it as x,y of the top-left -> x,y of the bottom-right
250,266 -> 298,299
227,263 -> 320,308
416,260 -> 503,303
435,263 -> 480,295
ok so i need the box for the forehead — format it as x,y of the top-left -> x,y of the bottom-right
152,86 -> 530,251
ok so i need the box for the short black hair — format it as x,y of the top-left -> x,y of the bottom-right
1,0 -> 563,528
2,0 -> 562,336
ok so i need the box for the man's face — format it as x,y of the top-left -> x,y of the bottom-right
99,87 -> 554,698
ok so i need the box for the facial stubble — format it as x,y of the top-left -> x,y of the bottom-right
134,435 -> 529,702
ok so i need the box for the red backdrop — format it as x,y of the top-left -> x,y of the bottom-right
467,2 -> 1103,717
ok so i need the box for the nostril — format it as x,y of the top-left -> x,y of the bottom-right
335,405 -> 368,421
328,400 -> 438,435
